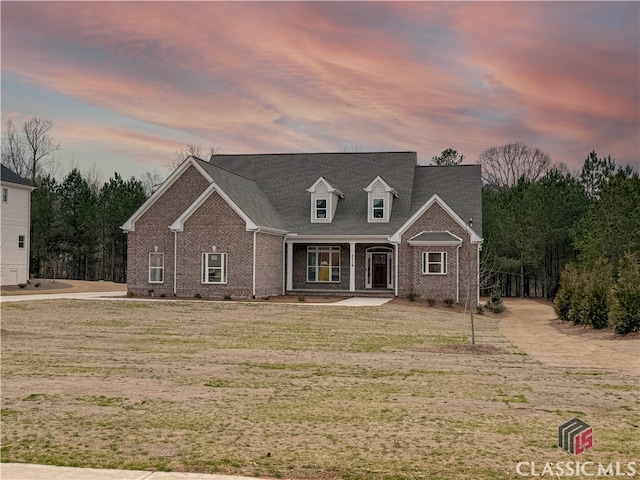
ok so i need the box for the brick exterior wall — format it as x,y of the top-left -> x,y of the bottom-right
127,166 -> 209,297
398,202 -> 479,305
255,232 -> 284,298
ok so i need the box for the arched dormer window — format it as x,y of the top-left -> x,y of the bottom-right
364,176 -> 397,223
307,177 -> 344,223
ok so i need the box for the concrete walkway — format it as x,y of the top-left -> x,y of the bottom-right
0,463 -> 262,480
0,292 -> 391,306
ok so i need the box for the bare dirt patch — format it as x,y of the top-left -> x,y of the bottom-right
1,300 -> 638,479
1,279 -> 126,295
499,298 -> 639,376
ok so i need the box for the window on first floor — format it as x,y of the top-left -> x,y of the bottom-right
422,252 -> 447,274
149,253 -> 164,283
307,246 -> 340,282
18,235 -> 25,249
2,188 -> 7,203
202,252 -> 227,284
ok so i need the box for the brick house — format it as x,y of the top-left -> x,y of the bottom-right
122,152 -> 483,304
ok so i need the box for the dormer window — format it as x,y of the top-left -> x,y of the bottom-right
307,176 -> 344,224
316,199 -> 327,219
364,176 -> 397,223
372,198 -> 384,219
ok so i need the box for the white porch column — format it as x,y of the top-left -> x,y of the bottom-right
349,242 -> 356,292
286,241 -> 293,292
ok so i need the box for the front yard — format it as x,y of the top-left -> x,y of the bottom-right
1,300 -> 638,479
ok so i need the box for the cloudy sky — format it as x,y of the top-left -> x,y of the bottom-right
2,1 -> 638,180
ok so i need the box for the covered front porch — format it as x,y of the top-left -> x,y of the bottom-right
284,236 -> 398,296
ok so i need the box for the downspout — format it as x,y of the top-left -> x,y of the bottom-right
282,236 -> 286,295
456,243 -> 461,304
173,230 -> 177,296
393,242 -> 399,297
252,229 -> 259,299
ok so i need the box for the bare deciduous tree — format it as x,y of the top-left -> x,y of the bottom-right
140,170 -> 165,196
478,142 -> 551,190
166,144 -> 220,171
1,117 -> 60,185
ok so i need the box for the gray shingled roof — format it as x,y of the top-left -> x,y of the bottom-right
1,164 -> 30,186
202,152 -> 482,237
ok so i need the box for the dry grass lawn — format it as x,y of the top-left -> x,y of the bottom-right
1,300 -> 638,479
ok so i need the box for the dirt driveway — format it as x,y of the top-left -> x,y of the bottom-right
499,298 -> 639,376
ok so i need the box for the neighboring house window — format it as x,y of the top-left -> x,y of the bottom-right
307,246 -> 340,282
202,253 -> 227,284
2,188 -> 7,203
423,252 -> 447,274
373,198 -> 384,219
18,235 -> 25,249
316,199 -> 327,219
149,253 -> 164,283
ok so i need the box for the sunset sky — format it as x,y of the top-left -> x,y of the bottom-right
2,1 -> 639,181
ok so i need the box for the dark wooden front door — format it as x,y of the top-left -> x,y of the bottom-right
372,254 -> 388,288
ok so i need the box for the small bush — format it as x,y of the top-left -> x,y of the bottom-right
427,298 -> 436,306
298,295 -> 305,302
17,283 -> 27,289
159,293 -> 167,298
476,305 -> 484,315
407,292 -> 419,302
194,293 -> 202,299
34,282 -> 41,288
126,291 -> 136,297
444,298 -> 455,307
262,296 -> 271,301
485,290 -> 505,313
223,295 -> 232,301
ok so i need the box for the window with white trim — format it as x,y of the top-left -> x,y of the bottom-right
422,252 -> 447,274
18,235 -> 25,249
149,253 -> 164,283
315,198 -> 327,219
372,198 -> 384,219
2,188 -> 7,203
307,246 -> 340,282
202,253 -> 227,284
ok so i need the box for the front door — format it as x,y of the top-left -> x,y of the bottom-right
372,254 -> 388,288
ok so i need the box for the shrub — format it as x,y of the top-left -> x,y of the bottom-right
17,283 -> 27,289
159,293 -> 167,298
297,295 -> 305,302
223,295 -> 232,301
610,252 -> 640,334
407,292 -> 419,302
554,264 -> 578,321
476,305 -> 484,315
126,291 -> 136,297
34,282 -> 41,288
485,290 -> 505,313
427,298 -> 436,306
581,258 -> 613,329
194,293 -> 202,299
444,298 -> 455,307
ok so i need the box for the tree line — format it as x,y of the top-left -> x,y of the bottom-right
2,117 -> 149,283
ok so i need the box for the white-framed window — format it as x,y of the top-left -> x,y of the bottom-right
372,198 -> 384,219
18,235 -> 25,249
149,253 -> 164,283
315,198 -> 327,220
307,246 -> 340,282
202,253 -> 227,284
2,188 -> 8,203
422,252 -> 447,275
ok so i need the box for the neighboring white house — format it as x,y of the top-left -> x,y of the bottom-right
1,164 -> 34,285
